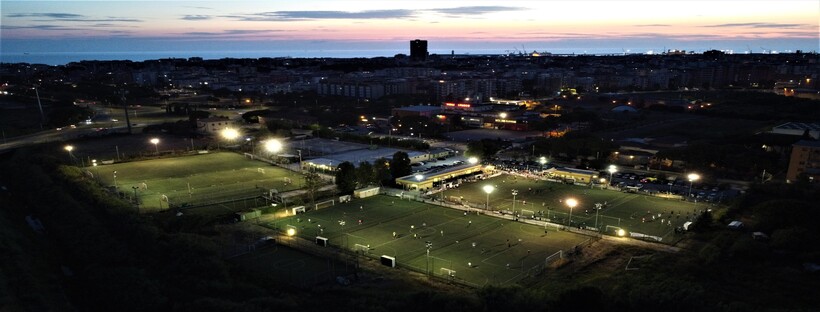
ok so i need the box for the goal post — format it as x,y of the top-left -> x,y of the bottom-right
521,209 -> 536,217
257,168 -> 265,174
354,243 -> 370,254
291,206 -> 306,215
440,268 -> 456,278
244,153 -> 255,160
315,199 -> 335,210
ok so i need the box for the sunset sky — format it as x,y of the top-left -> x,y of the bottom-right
2,0 -> 818,62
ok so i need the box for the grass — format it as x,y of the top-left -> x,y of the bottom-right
442,174 -> 708,242
232,244 -> 354,287
266,195 -> 589,287
92,152 -> 305,212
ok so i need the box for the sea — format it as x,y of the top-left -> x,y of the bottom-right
0,48 -> 627,66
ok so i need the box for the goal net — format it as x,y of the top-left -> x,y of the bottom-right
521,209 -> 536,218
354,243 -> 370,254
440,268 -> 456,277
257,168 -> 266,174
315,199 -> 335,210
244,153 -> 255,160
283,177 -> 293,184
292,206 -> 306,215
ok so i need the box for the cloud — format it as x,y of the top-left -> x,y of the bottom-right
0,24 -> 82,31
703,22 -> 808,28
5,13 -> 84,19
635,24 -> 671,27
178,29 -> 289,37
428,6 -> 527,16
230,9 -> 415,21
5,12 -> 141,22
181,15 -> 212,21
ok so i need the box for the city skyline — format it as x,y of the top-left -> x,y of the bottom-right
1,0 -> 818,64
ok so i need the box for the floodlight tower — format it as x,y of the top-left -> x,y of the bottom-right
566,198 -> 578,226
483,185 -> 495,210
687,173 -> 700,198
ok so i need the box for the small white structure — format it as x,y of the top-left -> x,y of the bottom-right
728,221 -> 744,230
196,117 -> 235,134
354,186 -> 380,198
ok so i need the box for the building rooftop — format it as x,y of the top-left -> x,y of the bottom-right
793,140 -> 820,148
774,122 -> 820,131
395,105 -> 441,112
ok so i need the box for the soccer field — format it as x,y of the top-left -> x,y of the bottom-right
267,195 -> 589,287
92,152 -> 305,212
442,174 -> 708,242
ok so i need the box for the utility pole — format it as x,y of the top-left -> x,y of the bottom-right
34,86 -> 45,130
120,89 -> 132,134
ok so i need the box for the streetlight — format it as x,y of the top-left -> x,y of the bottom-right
264,139 -> 282,154
511,189 -> 518,215
150,138 -> 159,154
64,145 -> 74,162
483,185 -> 495,210
131,186 -> 140,213
468,157 -> 479,165
607,165 -> 617,189
113,171 -> 118,188
687,173 -> 700,198
565,198 -> 578,226
221,128 -> 240,140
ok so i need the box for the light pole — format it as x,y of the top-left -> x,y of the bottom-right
594,203 -> 602,230
511,189 -> 518,215
221,128 -> 239,149
607,165 -> 617,189
131,186 -> 140,213
64,145 -> 74,163
297,149 -> 302,172
113,171 -> 118,188
687,173 -> 700,198
468,157 -> 479,165
483,185 -> 494,211
539,156 -> 547,170
264,138 -> 283,163
150,138 -> 159,154
566,198 -> 577,227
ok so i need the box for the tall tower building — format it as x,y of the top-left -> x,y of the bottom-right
410,39 -> 428,61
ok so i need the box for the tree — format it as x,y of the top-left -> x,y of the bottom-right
303,170 -> 323,205
374,158 -> 392,186
335,161 -> 357,194
356,161 -> 376,187
390,152 -> 412,182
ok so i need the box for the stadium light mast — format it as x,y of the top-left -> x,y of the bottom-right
687,173 -> 700,198
468,157 -> 479,165
566,198 -> 578,226
483,185 -> 495,210
264,139 -> 283,154
511,189 -> 518,215
150,138 -> 160,154
607,165 -> 617,189
64,145 -> 75,162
